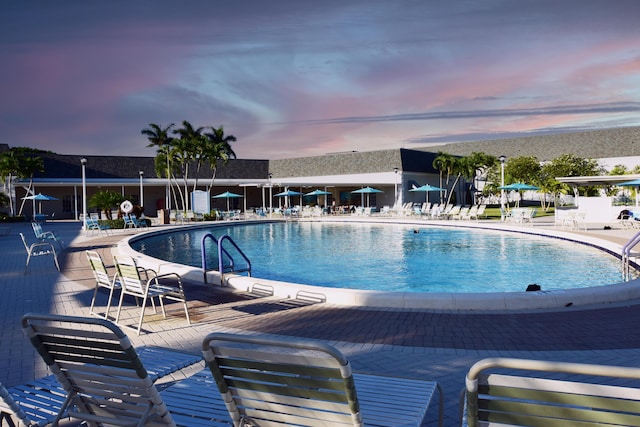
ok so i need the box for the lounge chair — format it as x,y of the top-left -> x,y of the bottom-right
86,250 -> 122,319
1,345 -> 204,427
18,313 -> 225,427
30,222 -> 64,249
84,216 -> 112,235
202,332 -> 443,427
462,357 -> 640,427
113,255 -> 191,335
462,205 -> 478,221
19,232 -> 60,273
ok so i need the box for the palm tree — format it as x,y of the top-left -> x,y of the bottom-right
203,125 -> 237,192
172,120 -> 204,211
0,148 -> 45,217
142,123 -> 176,209
89,190 -> 124,220
432,152 -> 456,202
0,150 -> 19,215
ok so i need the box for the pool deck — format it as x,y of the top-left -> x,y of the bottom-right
3,217 -> 640,426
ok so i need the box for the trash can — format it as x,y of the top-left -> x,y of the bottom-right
157,209 -> 169,225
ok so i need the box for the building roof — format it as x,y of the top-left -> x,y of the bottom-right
417,126 -> 640,162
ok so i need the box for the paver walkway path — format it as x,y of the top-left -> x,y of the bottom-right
3,220 -> 640,426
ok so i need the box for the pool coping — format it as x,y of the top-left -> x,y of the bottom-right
116,218 -> 640,312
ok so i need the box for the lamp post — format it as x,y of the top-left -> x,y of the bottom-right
81,158 -> 87,229
499,155 -> 506,219
139,170 -> 144,208
268,173 -> 273,217
393,167 -> 399,208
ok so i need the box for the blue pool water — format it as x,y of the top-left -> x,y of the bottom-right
130,222 -> 633,293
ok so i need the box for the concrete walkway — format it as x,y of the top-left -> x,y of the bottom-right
2,218 -> 640,426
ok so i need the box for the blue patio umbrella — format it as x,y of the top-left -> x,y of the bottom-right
305,189 -> 331,208
351,186 -> 383,207
22,193 -> 58,213
499,183 -> 540,207
409,184 -> 445,203
275,189 -> 303,207
618,179 -> 640,206
212,191 -> 243,211
498,182 -> 540,191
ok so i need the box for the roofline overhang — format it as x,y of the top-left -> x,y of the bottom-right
556,174 -> 640,186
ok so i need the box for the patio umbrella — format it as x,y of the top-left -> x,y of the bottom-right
275,189 -> 303,207
212,191 -> 243,211
498,182 -> 540,191
499,183 -> 540,207
351,186 -> 383,207
305,189 -> 331,208
22,193 -> 58,213
618,179 -> 640,206
409,184 -> 444,203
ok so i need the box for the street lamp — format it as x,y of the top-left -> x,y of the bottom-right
81,158 -> 87,229
268,173 -> 273,217
139,170 -> 144,208
393,167 -> 399,207
499,155 -> 506,218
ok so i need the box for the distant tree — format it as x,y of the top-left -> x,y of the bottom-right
0,147 -> 46,216
88,190 -> 125,220
543,154 -> 604,197
202,125 -> 237,192
609,164 -> 629,175
144,120 -> 238,212
142,123 -> 177,208
432,152 -> 457,202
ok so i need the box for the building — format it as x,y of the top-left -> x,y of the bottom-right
5,126 -> 640,220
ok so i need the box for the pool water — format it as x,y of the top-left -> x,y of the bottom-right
130,222 -> 633,293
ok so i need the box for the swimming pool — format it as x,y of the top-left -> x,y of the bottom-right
129,221 -> 634,293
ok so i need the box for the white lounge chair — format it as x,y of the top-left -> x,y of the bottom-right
202,332 -> 443,427
114,255 -> 191,335
30,222 -> 64,248
19,233 -> 59,273
86,250 -> 122,319
19,313 -> 227,427
462,357 -> 640,427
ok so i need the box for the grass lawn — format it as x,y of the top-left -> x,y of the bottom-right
482,205 -> 555,220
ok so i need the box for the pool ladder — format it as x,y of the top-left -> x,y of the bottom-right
201,233 -> 252,285
622,229 -> 640,279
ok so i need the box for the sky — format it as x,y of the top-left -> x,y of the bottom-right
1,1 -> 640,160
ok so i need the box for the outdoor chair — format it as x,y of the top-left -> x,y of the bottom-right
0,345 -> 204,427
86,250 -> 122,319
18,313 -> 227,427
30,222 -> 64,249
123,214 -> 138,230
113,255 -> 191,335
461,357 -> 640,427
19,232 -> 60,273
202,332 -> 443,427
84,216 -> 112,235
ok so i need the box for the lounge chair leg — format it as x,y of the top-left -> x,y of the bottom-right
115,292 -> 125,326
136,298 -> 148,335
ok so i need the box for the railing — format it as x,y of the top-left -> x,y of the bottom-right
622,229 -> 640,279
201,233 -> 251,285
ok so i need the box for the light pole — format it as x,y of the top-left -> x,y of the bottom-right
268,173 -> 273,217
81,158 -> 87,229
139,170 -> 144,209
393,167 -> 399,208
499,155 -> 506,219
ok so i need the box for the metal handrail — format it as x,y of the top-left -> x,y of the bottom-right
201,233 -> 252,284
622,229 -> 640,278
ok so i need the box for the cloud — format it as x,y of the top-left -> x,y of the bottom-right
297,102 -> 640,125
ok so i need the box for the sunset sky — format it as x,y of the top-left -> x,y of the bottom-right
1,1 -> 640,160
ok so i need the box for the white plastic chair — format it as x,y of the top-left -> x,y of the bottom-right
20,232 -> 59,273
